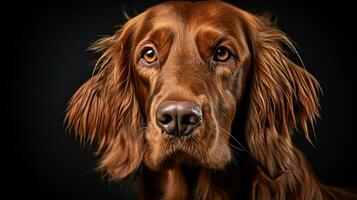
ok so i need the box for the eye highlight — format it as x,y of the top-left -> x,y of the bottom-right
213,46 -> 231,62
142,47 -> 157,64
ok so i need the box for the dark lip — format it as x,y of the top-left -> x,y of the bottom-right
162,132 -> 198,140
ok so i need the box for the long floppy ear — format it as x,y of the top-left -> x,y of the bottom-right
245,16 -> 321,178
66,16 -> 143,180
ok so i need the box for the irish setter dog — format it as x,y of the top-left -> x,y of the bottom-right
66,1 -> 357,199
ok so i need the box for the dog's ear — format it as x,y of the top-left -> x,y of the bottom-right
66,16 -> 144,180
245,15 -> 321,178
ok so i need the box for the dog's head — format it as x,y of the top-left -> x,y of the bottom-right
66,1 -> 320,180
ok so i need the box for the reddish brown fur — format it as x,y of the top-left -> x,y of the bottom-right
66,1 -> 357,199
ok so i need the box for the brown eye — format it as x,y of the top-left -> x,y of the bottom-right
142,48 -> 157,63
213,46 -> 231,62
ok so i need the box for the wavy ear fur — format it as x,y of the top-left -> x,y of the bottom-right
245,16 -> 321,178
66,17 -> 143,180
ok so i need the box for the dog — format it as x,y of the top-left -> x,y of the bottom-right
66,1 -> 357,199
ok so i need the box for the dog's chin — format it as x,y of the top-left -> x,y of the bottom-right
143,136 -> 232,170
157,151 -> 205,169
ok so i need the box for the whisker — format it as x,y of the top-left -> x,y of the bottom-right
218,126 -> 247,152
229,143 -> 243,153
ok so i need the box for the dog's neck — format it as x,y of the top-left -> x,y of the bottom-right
139,153 -> 255,200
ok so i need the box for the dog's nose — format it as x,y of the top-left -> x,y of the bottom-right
156,101 -> 202,137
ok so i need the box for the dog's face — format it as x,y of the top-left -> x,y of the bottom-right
133,2 -> 251,169
67,1 -> 319,180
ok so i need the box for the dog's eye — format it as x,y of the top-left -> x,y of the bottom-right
213,46 -> 231,62
142,48 -> 157,64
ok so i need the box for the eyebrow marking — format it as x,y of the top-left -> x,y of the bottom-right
195,28 -> 225,49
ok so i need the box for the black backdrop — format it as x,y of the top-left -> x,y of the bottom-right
9,1 -> 357,199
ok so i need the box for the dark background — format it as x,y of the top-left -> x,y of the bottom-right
9,0 -> 356,199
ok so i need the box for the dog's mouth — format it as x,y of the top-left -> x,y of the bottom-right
155,134 -> 204,165
144,127 -> 232,170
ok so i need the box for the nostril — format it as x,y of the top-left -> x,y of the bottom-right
182,114 -> 198,125
158,114 -> 172,125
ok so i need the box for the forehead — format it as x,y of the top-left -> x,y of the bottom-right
139,1 -> 243,37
